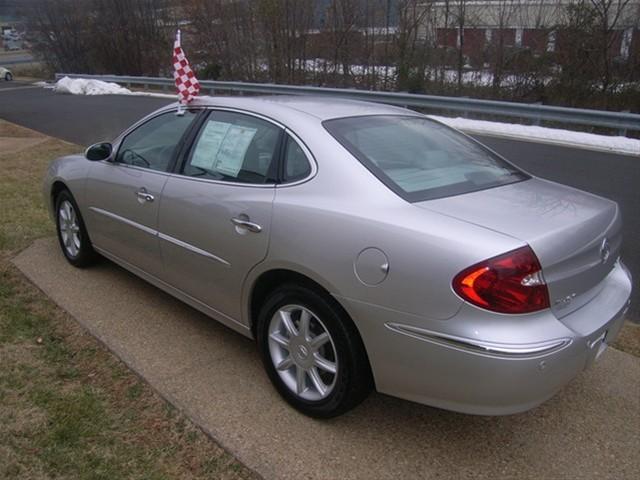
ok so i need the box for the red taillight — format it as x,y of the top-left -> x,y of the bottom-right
452,246 -> 550,314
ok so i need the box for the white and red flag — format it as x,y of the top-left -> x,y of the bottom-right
173,30 -> 200,104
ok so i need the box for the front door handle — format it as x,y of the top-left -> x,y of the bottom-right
231,216 -> 262,233
136,188 -> 154,203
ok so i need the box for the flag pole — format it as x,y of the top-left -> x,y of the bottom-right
175,29 -> 185,115
173,26 -> 200,113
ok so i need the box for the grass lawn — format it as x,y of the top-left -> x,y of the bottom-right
0,120 -> 256,479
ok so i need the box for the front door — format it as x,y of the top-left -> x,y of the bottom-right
157,110 -> 282,324
84,110 -> 199,278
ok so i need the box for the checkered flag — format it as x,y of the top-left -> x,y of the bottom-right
173,30 -> 200,104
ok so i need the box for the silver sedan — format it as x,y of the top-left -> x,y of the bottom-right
44,96 -> 632,418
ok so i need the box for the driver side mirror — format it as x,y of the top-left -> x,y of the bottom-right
85,142 -> 113,161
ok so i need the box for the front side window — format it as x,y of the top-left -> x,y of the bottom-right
116,110 -> 198,172
183,111 -> 281,184
324,115 -> 528,202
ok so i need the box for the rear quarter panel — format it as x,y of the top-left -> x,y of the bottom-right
250,125 -> 525,327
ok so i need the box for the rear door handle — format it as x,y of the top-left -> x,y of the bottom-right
231,217 -> 262,233
136,188 -> 154,203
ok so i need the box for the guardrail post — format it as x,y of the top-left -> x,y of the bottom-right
619,110 -> 630,136
533,102 -> 542,126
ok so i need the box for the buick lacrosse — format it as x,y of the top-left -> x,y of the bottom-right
44,96 -> 632,418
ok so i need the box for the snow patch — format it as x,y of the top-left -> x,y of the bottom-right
430,115 -> 640,157
52,76 -> 175,98
54,76 -> 133,96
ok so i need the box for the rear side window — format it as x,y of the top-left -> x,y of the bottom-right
283,135 -> 312,182
183,111 -> 281,184
324,115 -> 528,202
116,110 -> 197,172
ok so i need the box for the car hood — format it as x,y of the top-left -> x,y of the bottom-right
415,178 -> 622,318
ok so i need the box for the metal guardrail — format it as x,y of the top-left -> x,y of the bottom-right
55,73 -> 640,134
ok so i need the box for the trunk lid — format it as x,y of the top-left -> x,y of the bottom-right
416,178 -> 621,318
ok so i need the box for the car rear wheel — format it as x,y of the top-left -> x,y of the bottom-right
257,284 -> 373,418
55,190 -> 97,267
4,72 -> 12,81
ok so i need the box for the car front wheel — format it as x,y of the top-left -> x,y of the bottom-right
257,284 -> 373,418
55,190 -> 97,267
4,72 -> 12,81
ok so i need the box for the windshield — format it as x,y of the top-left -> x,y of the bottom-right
323,115 -> 529,202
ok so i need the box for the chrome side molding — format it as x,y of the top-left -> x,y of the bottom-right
89,207 -> 157,236
158,232 -> 230,266
385,322 -> 571,358
89,206 -> 230,266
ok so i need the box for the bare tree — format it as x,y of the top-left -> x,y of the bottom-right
257,0 -> 315,83
185,0 -> 262,81
450,0 -> 468,91
588,0 -> 634,93
486,0 -> 517,92
396,0 -> 431,91
24,0 -> 92,73
325,0 -> 360,86
25,0 -> 173,76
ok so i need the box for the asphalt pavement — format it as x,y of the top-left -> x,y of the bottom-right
0,86 -> 638,318
13,237 -> 640,480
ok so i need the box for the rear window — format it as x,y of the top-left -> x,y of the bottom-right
323,115 -> 528,202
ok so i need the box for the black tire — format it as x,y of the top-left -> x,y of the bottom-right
5,72 -> 12,81
257,283 -> 373,418
54,189 -> 98,267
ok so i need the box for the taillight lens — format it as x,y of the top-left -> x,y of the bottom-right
452,246 -> 550,314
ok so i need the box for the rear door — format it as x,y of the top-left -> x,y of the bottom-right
84,109 -> 199,278
157,109 -> 282,324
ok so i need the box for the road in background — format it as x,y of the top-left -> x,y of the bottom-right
1,86 -> 637,318
0,52 -> 35,65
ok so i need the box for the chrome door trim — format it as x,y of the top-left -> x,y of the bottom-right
385,322 -> 571,358
100,160 -> 175,177
158,232 -> 231,266
167,172 -> 278,188
90,206 -> 231,266
89,206 -> 157,236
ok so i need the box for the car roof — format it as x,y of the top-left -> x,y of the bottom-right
186,94 -> 417,121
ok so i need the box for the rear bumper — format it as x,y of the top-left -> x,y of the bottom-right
339,260 -> 632,415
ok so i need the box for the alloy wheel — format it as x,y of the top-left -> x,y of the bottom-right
58,199 -> 81,257
267,304 -> 338,401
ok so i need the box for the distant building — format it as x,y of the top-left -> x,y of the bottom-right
418,0 -> 640,64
